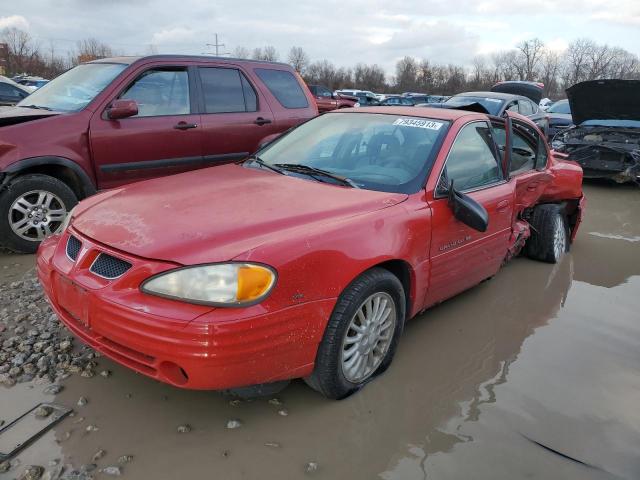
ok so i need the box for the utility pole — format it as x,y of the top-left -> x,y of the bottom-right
205,34 -> 227,56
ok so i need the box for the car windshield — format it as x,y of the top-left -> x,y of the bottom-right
16,63 -> 127,112
548,101 -> 571,114
444,95 -> 504,115
254,112 -> 449,194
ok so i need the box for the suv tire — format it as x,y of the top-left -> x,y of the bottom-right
304,268 -> 405,399
0,174 -> 77,253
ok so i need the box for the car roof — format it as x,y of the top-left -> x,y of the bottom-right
333,106 -> 488,121
87,55 -> 291,67
454,91 -> 525,101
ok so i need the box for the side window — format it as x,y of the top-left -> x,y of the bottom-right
441,122 -> 502,192
199,67 -> 257,114
492,121 -> 544,174
518,100 -> 533,116
254,68 -> 309,109
318,86 -> 331,97
0,83 -> 22,99
120,68 -> 190,117
506,102 -> 519,112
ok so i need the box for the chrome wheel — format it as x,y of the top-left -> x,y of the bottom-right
552,214 -> 567,260
9,190 -> 67,242
341,292 -> 397,383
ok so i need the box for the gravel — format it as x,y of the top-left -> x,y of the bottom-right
0,273 -> 99,389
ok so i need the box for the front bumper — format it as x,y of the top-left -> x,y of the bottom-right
37,229 -> 335,390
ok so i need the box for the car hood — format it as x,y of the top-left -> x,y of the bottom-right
491,83 -> 543,103
0,106 -> 60,127
73,164 -> 408,265
566,80 -> 640,125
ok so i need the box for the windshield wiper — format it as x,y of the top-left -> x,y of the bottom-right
243,155 -> 285,175
20,104 -> 53,111
274,163 -> 359,188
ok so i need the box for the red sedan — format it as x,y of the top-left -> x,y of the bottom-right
37,107 -> 585,399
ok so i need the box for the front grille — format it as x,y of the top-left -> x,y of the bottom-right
90,253 -> 132,279
66,235 -> 81,261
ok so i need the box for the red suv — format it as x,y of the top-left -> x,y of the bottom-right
0,55 -> 317,252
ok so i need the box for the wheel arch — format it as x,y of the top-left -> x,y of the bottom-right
2,156 -> 97,200
366,259 -> 415,321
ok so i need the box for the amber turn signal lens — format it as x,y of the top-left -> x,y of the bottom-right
236,265 -> 275,302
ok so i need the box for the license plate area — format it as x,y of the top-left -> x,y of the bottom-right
55,274 -> 89,327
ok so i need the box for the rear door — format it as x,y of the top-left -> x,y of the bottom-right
425,120 -> 514,307
197,64 -> 280,163
90,64 -> 202,189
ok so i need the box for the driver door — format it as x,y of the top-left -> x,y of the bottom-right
425,120 -> 514,307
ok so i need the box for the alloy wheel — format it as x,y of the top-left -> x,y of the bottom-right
8,190 -> 67,242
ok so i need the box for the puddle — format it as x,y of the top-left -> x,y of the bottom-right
1,182 -> 639,479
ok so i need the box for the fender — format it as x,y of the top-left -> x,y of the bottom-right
1,156 -> 97,198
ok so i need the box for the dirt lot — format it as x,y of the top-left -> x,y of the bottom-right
1,181 -> 639,480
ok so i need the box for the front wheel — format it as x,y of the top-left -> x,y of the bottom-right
0,174 -> 78,253
305,268 -> 405,399
525,204 -> 568,264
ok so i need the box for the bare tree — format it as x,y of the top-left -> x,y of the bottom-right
516,38 -> 545,81
353,63 -> 386,91
74,38 -> 113,64
288,46 -> 309,74
394,56 -> 419,92
233,46 -> 250,59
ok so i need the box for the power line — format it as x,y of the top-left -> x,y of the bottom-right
204,33 -> 229,56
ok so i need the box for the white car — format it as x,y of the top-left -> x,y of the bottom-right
539,98 -> 553,111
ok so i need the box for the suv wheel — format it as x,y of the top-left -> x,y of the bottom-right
525,204 -> 568,264
0,174 -> 78,253
304,268 -> 405,399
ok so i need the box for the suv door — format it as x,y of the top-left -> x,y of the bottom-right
197,65 -> 279,163
90,65 -> 202,189
425,120 -> 514,307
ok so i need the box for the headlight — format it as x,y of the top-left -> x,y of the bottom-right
59,205 -> 77,233
141,263 -> 277,307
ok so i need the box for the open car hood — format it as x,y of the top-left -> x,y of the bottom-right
491,82 -> 543,103
566,80 -> 640,126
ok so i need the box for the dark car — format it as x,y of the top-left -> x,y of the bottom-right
424,91 -> 540,117
0,76 -> 30,106
353,93 -> 380,107
552,79 -> 640,184
308,85 -> 356,112
0,55 -> 318,253
378,96 -> 415,106
531,99 -> 573,140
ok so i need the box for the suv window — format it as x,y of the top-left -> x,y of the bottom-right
316,86 -> 332,97
198,67 -> 257,113
121,68 -> 190,117
254,68 -> 308,109
441,122 -> 502,192
518,100 -> 533,115
492,122 -> 545,174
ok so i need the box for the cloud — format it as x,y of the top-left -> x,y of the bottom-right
151,27 -> 198,45
0,15 -> 30,31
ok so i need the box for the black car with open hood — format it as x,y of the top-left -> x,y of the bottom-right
553,79 -> 640,184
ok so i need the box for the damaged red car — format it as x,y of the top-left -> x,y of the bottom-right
37,107 -> 585,399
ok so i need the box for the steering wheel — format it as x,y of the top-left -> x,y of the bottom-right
375,155 -> 415,172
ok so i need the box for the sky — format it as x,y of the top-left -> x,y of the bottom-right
1,0 -> 639,74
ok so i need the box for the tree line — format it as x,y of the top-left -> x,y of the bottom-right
2,26 -> 639,99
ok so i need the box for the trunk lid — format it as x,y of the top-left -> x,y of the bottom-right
566,80 -> 640,126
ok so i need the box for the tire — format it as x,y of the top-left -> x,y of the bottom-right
525,204 -> 568,264
304,268 -> 406,399
0,174 -> 78,253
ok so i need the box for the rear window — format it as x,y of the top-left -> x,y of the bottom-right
254,68 -> 308,109
199,67 -> 257,113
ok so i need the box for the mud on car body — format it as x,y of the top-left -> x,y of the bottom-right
37,107 -> 584,400
552,79 -> 640,184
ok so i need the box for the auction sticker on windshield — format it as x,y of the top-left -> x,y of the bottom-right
393,118 -> 443,130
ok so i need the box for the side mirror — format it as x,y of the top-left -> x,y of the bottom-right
447,181 -> 489,232
107,99 -> 138,120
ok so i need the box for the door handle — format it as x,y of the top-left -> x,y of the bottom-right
527,182 -> 539,191
174,122 -> 198,130
254,117 -> 272,126
497,200 -> 510,212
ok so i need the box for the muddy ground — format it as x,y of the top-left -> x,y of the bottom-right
0,181 -> 639,480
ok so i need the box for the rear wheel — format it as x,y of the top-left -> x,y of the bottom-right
0,174 -> 77,253
305,268 -> 405,399
525,204 -> 568,263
